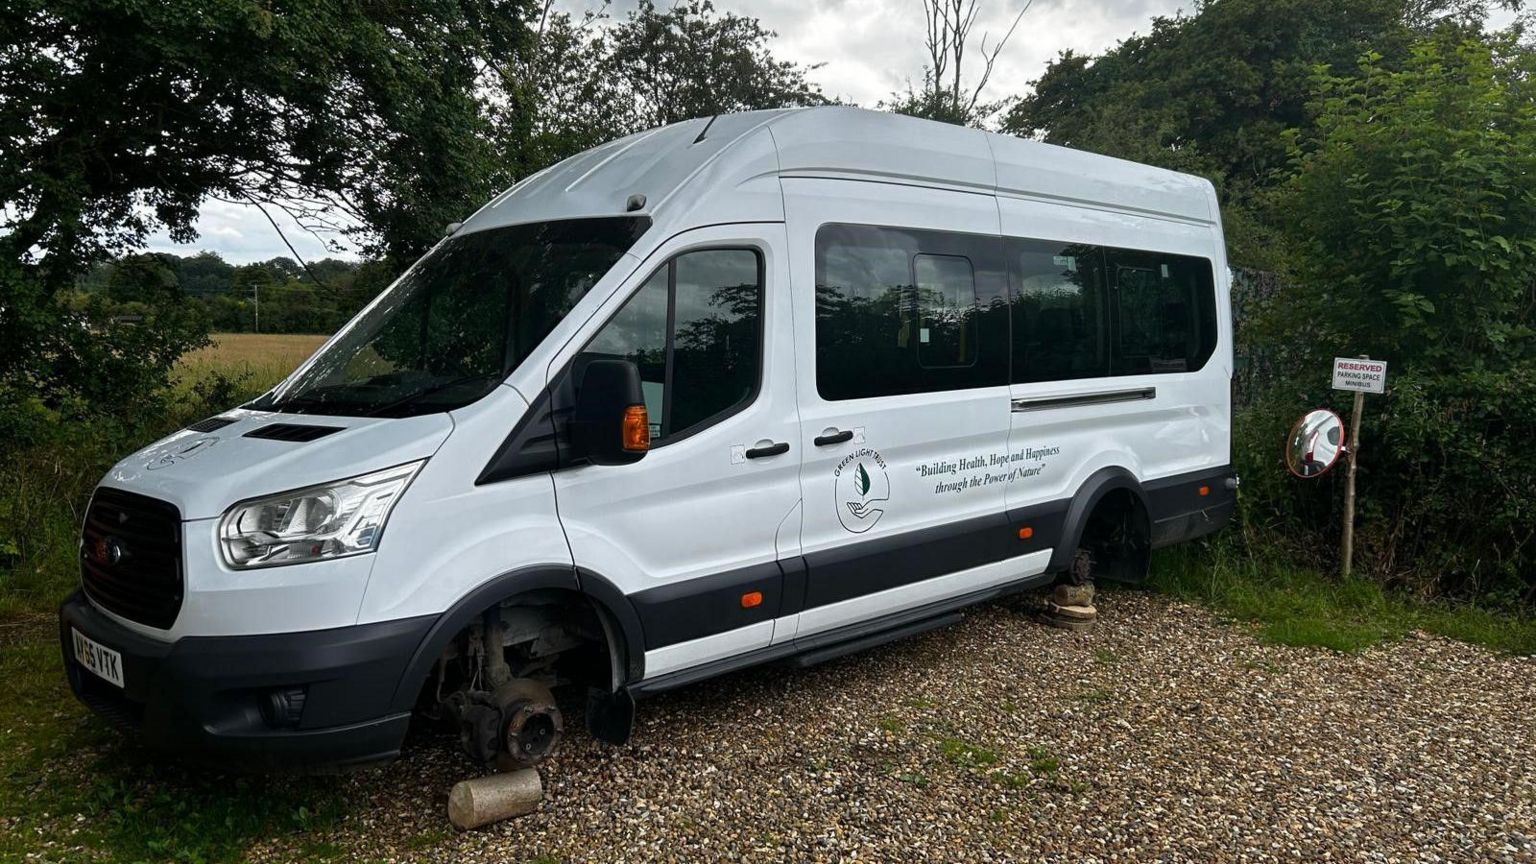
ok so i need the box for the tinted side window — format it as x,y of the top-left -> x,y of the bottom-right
815,224 -> 1007,400
582,249 -> 762,442
913,254 -> 978,369
670,250 -> 762,434
1106,249 -> 1218,375
1009,239 -> 1109,383
585,268 -> 669,437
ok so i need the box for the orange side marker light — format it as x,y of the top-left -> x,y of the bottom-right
622,405 -> 651,452
741,591 -> 763,609
1018,526 -> 1034,540
1198,485 -> 1210,497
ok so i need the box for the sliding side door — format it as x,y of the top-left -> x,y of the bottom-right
783,178 -> 1039,642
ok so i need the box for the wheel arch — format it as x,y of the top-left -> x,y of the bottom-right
1048,466 -> 1150,575
387,564 -> 645,713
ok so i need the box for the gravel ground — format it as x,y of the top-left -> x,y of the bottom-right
253,591 -> 1536,863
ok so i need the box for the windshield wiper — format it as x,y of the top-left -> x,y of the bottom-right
363,372 -> 502,417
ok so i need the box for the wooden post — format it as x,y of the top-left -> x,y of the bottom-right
1340,356 -> 1367,581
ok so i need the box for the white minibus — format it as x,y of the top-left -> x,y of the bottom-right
60,107 -> 1235,769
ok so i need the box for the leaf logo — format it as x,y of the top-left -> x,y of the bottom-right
835,448 -> 888,534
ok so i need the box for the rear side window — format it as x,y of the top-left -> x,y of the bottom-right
1010,240 -> 1109,382
815,223 -> 1007,400
1106,249 -> 1218,375
1009,241 -> 1217,382
582,248 -> 762,442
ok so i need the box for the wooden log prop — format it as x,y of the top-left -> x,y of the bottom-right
1043,582 -> 1097,632
448,768 -> 543,830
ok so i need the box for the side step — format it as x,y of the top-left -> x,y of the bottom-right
787,611 -> 964,668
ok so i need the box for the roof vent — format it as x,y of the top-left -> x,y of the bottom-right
186,415 -> 236,433
244,423 -> 344,443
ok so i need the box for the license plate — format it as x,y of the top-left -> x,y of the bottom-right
72,628 -> 124,688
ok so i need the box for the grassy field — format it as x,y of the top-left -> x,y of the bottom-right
178,333 -> 328,391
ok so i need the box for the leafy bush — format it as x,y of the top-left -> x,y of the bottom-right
1241,34 -> 1536,603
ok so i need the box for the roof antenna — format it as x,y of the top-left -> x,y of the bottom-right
625,194 -> 646,212
692,115 -> 719,145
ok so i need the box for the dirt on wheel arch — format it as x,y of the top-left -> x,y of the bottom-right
250,591 -> 1536,863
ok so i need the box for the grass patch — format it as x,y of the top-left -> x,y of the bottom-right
1026,746 -> 1059,775
939,737 -> 998,768
992,770 -> 1030,789
1,622 -> 353,863
876,716 -> 903,734
1150,541 -> 1536,655
1030,756 -> 1060,774
1074,686 -> 1113,704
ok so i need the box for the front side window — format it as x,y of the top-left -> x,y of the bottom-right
580,248 -> 762,443
912,254 -> 978,369
251,217 -> 650,418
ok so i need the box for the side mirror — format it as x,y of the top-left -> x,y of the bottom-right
1285,409 -> 1345,478
571,359 -> 649,466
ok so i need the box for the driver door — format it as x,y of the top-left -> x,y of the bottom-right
550,225 -> 802,680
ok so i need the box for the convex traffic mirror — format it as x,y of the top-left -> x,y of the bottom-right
1285,409 -> 1345,478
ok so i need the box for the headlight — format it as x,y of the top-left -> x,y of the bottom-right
219,461 -> 424,569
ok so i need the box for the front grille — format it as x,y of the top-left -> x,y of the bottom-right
81,488 -> 184,630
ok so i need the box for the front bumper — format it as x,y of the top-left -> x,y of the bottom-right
59,591 -> 435,771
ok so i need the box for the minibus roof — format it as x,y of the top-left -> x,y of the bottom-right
459,106 -> 1216,239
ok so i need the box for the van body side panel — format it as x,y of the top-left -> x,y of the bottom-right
997,193 -> 1232,526
355,385 -> 573,624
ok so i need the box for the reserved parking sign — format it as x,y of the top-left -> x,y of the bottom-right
1332,357 -> 1388,394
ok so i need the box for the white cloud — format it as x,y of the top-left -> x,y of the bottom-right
142,198 -> 358,265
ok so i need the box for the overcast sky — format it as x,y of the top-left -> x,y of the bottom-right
142,0 -> 1522,264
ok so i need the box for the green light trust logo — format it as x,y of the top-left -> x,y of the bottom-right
834,447 -> 889,533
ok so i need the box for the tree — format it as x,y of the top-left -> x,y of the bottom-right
1263,34 -> 1536,596
884,0 -> 1030,127
104,254 -> 180,305
497,0 -> 827,178
0,0 -> 534,422
998,0 -> 1515,267
175,252 -> 236,298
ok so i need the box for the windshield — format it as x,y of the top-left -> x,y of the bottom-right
250,217 -> 650,418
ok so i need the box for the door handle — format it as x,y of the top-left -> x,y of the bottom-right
745,441 -> 790,459
813,429 -> 854,447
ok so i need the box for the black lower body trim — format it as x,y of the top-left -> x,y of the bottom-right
59,591 -> 433,771
801,509 -> 1018,609
630,569 -> 1053,697
1143,464 -> 1237,548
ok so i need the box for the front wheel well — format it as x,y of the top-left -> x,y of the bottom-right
415,588 -> 620,714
